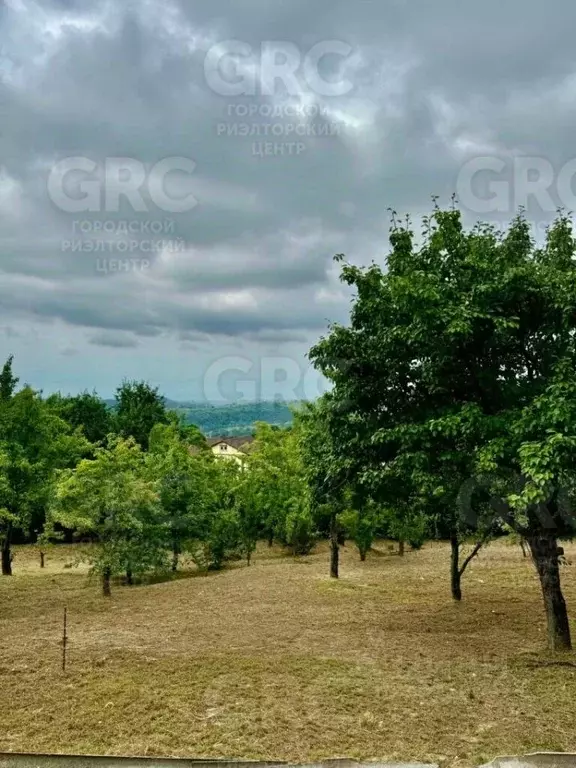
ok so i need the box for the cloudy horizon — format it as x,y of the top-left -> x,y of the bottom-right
2,0 -> 576,401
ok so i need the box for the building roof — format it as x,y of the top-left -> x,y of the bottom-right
206,435 -> 255,451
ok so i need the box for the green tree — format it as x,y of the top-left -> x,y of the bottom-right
47,391 -> 112,445
49,437 -> 164,595
311,205 -> 576,649
148,422 -> 215,571
0,355 -> 18,401
377,504 -> 428,556
177,420 -> 206,448
114,380 -> 168,450
339,506 -> 374,561
233,475 -> 263,566
0,386 -> 88,574
247,421 -> 315,556
297,401 -> 348,575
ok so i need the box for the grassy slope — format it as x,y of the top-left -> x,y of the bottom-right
1,541 -> 576,767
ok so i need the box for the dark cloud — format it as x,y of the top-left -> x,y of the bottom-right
89,330 -> 139,348
2,0 -> 576,394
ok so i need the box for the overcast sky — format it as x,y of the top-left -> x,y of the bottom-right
1,0 -> 575,401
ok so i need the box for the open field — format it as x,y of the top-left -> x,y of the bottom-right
1,541 -> 576,767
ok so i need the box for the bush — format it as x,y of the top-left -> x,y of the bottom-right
339,508 -> 376,560
207,508 -> 241,570
284,508 -> 316,555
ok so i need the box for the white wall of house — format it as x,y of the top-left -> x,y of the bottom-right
211,441 -> 246,465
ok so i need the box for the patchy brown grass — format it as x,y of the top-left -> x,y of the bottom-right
1,539 -> 576,767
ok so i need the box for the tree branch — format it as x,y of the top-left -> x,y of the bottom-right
458,527 -> 493,578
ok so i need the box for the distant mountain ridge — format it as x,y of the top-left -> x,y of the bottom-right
103,399 -> 296,436
173,401 -> 296,436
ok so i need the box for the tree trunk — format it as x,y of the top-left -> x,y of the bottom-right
247,549 -> 251,566
126,568 -> 133,586
398,540 -> 405,557
527,532 -> 572,651
1,530 -> 12,576
267,533 -> 274,548
40,551 -> 45,568
359,547 -> 367,562
329,514 -> 339,579
102,567 -> 112,597
520,539 -> 528,558
171,542 -> 180,573
450,534 -> 462,601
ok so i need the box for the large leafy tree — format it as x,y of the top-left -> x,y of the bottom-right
47,390 -> 112,445
0,385 -> 88,574
311,205 -> 576,650
232,473 -> 263,566
148,422 -> 215,571
148,422 -> 245,572
49,437 -> 164,595
114,379 -> 168,450
339,501 -> 379,562
246,421 -> 315,557
297,401 -> 348,576
188,456 -> 243,571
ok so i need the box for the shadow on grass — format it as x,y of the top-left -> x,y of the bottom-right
116,566 -> 233,588
368,545 -> 403,557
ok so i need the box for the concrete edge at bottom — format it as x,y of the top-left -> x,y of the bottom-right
0,755 -> 440,768
479,752 -> 576,767
7,750 -> 576,767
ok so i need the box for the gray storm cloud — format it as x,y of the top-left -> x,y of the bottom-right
2,0 -> 576,394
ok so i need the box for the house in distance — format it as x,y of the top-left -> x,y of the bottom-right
206,435 -> 254,465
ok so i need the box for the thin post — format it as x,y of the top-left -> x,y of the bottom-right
62,607 -> 67,672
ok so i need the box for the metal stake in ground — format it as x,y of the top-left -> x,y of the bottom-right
62,607 -> 67,672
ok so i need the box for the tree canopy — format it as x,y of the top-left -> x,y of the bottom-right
310,205 -> 576,649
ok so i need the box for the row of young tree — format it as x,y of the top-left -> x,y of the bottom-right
0,358 -> 419,594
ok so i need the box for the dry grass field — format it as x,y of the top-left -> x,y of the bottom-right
1,539 -> 576,767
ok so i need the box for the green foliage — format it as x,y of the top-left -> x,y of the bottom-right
339,507 -> 376,559
284,506 -> 316,555
114,380 -> 168,450
0,355 -> 18,401
49,437 -> 165,592
246,421 -> 315,553
46,390 -> 112,445
0,382 -> 89,569
206,507 -> 242,570
0,360 -> 311,585
309,205 -> 576,624
378,506 -> 428,550
147,422 -> 218,569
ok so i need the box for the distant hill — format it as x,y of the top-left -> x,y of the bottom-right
171,401 -> 296,436
104,399 -> 296,436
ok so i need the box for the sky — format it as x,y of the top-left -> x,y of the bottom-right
2,0 -> 576,401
